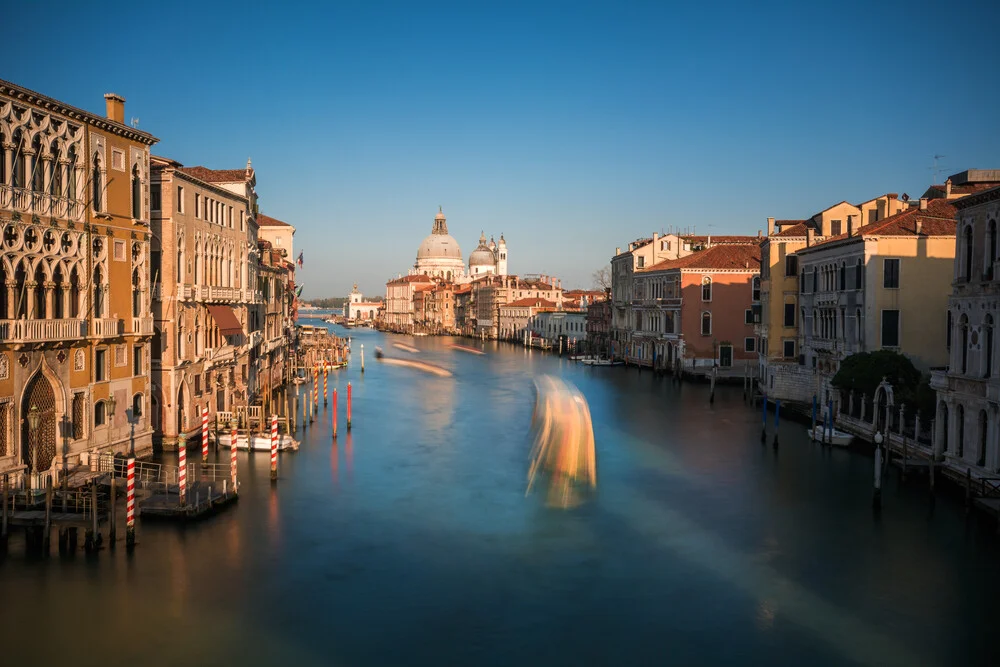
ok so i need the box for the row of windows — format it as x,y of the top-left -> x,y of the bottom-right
799,258 -> 898,293
93,393 -> 145,427
166,185 -> 246,231
93,345 -> 143,381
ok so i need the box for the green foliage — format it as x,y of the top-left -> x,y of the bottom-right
832,350 -> 935,416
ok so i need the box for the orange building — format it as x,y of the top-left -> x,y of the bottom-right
633,243 -> 761,372
1,80 -> 158,481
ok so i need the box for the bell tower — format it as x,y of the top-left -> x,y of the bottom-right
497,233 -> 508,275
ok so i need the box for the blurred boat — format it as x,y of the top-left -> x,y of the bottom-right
527,375 -> 597,508
581,357 -> 621,366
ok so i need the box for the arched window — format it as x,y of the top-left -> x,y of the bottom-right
940,403 -> 949,454
752,276 -> 760,301
963,225 -> 974,282
94,400 -> 107,427
93,265 -> 104,318
92,155 -> 103,212
50,140 -> 62,197
960,315 -> 969,373
31,134 -> 43,192
67,146 -> 78,200
986,315 -> 994,379
701,311 -> 712,335
11,130 -> 24,187
856,308 -> 863,344
701,276 -> 712,302
800,268 -> 806,293
132,393 -> 144,419
839,263 -> 846,291
952,404 -> 963,458
131,164 -> 142,219
132,268 -> 142,317
946,309 -> 953,351
979,410 -> 988,467
855,259 -> 863,290
989,220 -> 998,279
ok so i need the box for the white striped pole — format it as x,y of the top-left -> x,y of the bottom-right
313,367 -> 319,407
178,434 -> 187,506
270,414 -> 278,483
201,405 -> 209,463
230,419 -> 238,492
125,457 -> 136,549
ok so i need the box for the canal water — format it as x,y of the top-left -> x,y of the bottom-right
2,325 -> 999,667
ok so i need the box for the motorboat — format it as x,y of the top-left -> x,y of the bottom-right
581,357 -> 622,367
811,425 -> 854,447
216,432 -> 300,452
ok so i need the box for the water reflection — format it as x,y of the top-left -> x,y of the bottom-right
1,329 -> 997,667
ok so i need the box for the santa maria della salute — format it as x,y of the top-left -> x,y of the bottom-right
410,207 -> 507,282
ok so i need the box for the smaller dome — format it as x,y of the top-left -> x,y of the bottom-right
469,231 -> 495,267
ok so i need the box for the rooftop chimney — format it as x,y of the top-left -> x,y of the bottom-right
767,217 -> 776,234
919,197 -> 928,211
806,227 -> 814,247
915,219 -> 922,235
104,93 -> 125,124
616,247 -> 621,256
945,178 -> 952,198
757,229 -> 762,238
847,215 -> 855,238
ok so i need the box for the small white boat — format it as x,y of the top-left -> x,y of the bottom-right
581,358 -> 622,367
811,425 -> 853,447
216,433 -> 300,452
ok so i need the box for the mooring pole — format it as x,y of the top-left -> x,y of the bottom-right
773,399 -> 780,449
126,458 -> 136,550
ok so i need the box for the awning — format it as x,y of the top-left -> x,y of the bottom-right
207,304 -> 243,336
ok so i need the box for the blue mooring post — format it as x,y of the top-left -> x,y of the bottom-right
773,399 -> 781,449
760,394 -> 768,443
811,395 -> 817,442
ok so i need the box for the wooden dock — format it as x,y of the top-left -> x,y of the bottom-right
140,479 -> 238,520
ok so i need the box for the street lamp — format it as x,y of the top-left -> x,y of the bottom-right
27,405 -> 40,494
106,394 -> 117,454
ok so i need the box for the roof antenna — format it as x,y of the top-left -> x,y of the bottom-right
130,117 -> 140,128
929,154 -> 950,183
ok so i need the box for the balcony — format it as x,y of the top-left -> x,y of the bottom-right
0,318 -> 86,343
131,316 -> 154,335
207,286 -> 240,302
91,318 -> 124,338
0,184 -> 85,222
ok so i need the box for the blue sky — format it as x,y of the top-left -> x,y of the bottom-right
8,0 -> 999,298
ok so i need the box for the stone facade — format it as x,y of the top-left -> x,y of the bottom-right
0,83 -> 158,479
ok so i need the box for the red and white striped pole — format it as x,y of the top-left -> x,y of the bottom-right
201,405 -> 209,463
178,434 -> 187,506
270,414 -> 278,483
126,457 -> 136,549
313,367 -> 319,408
332,387 -> 338,439
323,365 -> 328,405
230,419 -> 238,492
347,381 -> 353,431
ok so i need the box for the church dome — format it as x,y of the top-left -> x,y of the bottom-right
469,231 -> 495,268
417,233 -> 462,260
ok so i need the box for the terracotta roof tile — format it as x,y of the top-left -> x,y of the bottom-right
641,243 -> 761,272
177,166 -> 247,183
257,213 -> 291,227
773,221 -> 810,237
805,199 -> 957,249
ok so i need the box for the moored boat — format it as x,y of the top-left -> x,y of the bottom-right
811,425 -> 854,447
217,433 -> 300,451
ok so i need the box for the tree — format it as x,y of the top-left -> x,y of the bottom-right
592,265 -> 611,292
831,350 -> 934,416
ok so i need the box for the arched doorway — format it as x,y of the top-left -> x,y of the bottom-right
21,373 -> 57,474
177,385 -> 186,437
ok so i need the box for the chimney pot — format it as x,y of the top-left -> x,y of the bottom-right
919,197 -> 928,211
847,215 -> 855,238
104,93 -> 125,124
767,217 -> 776,234
915,220 -> 922,234
806,227 -> 815,247
945,178 -> 952,198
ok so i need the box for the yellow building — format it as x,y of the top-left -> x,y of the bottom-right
795,198 -> 957,404
758,195 -> 906,400
0,80 -> 158,481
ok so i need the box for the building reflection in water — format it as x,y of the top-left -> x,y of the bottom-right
419,376 -> 455,437
268,486 -> 281,550
331,441 -> 339,487
755,598 -> 776,631
168,531 -> 189,618
224,510 -> 242,568
345,432 -> 354,476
